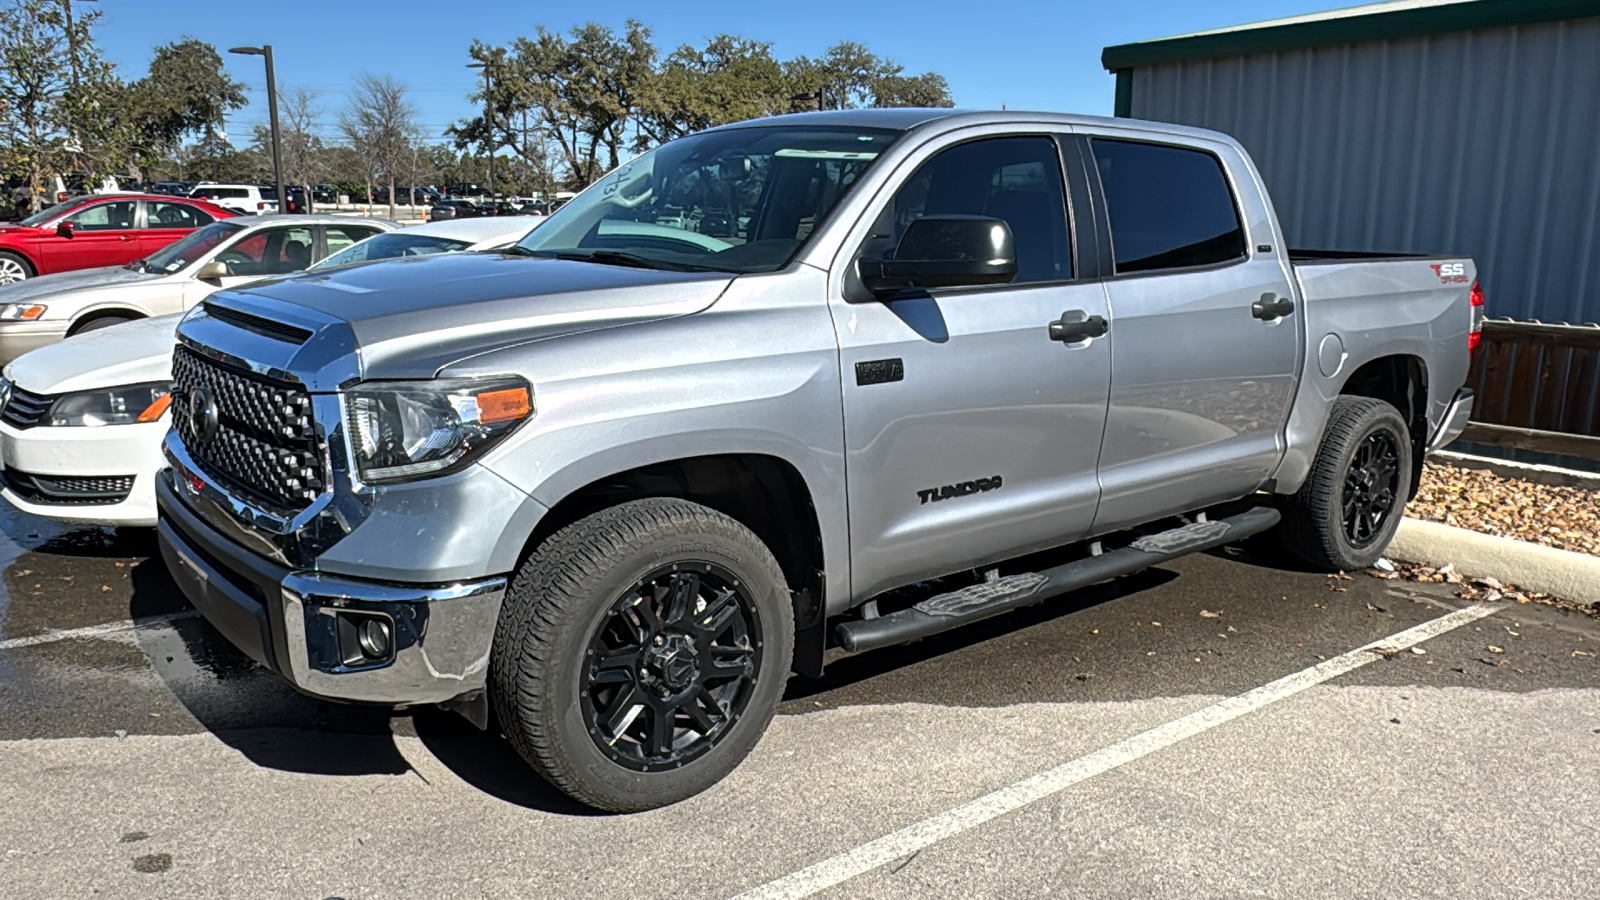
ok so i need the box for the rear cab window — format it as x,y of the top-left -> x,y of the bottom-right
1090,139 -> 1246,275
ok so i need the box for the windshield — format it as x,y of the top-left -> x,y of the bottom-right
515,125 -> 901,274
142,220 -> 245,273
19,199 -> 83,227
311,232 -> 473,270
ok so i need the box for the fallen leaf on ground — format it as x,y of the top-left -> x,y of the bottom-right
1199,609 -> 1221,618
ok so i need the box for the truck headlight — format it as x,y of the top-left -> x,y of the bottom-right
345,378 -> 533,483
48,382 -> 172,426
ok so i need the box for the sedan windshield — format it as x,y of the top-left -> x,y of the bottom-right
515,125 -> 902,273
312,232 -> 473,270
142,220 -> 245,273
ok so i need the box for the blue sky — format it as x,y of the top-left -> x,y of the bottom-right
92,0 -> 1341,148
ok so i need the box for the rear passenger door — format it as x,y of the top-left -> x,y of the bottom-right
319,224 -> 384,262
834,134 -> 1113,600
139,199 -> 213,257
1085,134 -> 1299,534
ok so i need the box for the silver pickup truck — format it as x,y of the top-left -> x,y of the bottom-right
155,109 -> 1481,812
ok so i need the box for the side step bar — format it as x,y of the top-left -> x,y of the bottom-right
834,506 -> 1282,654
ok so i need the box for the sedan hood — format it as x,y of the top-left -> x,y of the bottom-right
195,252 -> 734,382
0,265 -> 163,303
6,313 -> 180,394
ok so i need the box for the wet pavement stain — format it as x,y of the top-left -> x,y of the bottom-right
132,852 -> 172,873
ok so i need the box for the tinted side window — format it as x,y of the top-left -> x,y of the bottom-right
876,136 -> 1071,284
145,201 -> 210,229
1091,139 -> 1245,274
324,225 -> 381,257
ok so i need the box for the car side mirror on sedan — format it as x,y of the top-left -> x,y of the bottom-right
55,221 -> 74,239
856,215 -> 1018,297
195,260 -> 229,282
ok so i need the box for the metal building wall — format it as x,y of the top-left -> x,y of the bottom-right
1128,16 -> 1600,324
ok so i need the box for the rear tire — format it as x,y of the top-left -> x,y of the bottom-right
1279,396 -> 1413,571
491,498 -> 794,812
0,251 -> 33,284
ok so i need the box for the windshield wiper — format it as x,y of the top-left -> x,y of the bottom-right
499,244 -> 540,257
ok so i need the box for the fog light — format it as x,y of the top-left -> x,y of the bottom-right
357,617 -> 392,659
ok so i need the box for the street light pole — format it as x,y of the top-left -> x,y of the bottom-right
467,61 -> 495,199
230,45 -> 286,214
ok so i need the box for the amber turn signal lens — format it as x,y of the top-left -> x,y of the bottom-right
136,392 -> 172,423
476,387 -> 532,425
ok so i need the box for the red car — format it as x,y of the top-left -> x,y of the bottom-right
0,194 -> 237,285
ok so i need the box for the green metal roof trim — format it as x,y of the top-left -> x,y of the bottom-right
1102,0 -> 1600,70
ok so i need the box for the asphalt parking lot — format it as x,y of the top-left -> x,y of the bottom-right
1,504 -> 1598,899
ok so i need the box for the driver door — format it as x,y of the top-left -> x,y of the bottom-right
832,134 -> 1113,600
182,225 -> 314,309
41,200 -> 141,271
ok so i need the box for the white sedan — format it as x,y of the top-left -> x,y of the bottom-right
0,216 -> 541,526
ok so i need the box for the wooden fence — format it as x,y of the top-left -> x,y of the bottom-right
1464,320 -> 1600,460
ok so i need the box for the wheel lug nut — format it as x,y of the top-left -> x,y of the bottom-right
639,668 -> 649,678
654,635 -> 664,645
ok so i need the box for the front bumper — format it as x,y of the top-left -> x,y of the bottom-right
156,472 -> 506,705
1428,388 -> 1475,453
0,418 -> 166,526
0,321 -> 69,366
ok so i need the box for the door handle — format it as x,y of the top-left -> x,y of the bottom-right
1049,311 -> 1109,343
1252,293 -> 1295,320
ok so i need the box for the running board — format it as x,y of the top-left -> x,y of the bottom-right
834,506 -> 1281,654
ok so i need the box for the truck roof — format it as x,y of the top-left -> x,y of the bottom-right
703,107 -> 1245,148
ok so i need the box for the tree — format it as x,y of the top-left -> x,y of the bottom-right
0,1 -> 65,211
453,20 -> 656,190
339,74 -> 420,217
116,38 -> 245,178
451,24 -> 955,192
255,88 -> 322,210
637,35 -> 790,146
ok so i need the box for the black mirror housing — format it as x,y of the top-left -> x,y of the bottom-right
857,215 -> 1017,296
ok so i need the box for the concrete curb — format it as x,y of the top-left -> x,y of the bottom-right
1434,449 -> 1600,490
1389,517 -> 1600,606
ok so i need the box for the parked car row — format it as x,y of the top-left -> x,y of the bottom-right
0,215 -> 537,526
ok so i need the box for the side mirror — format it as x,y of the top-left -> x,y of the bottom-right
195,259 -> 228,282
856,215 -> 1018,296
55,221 -> 74,238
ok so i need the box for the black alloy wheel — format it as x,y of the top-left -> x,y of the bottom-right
1342,430 -> 1400,548
580,563 -> 762,771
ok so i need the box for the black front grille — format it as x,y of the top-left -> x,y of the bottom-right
171,347 -> 325,511
2,386 -> 55,429
4,470 -> 134,505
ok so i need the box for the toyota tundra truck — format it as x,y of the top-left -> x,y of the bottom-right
154,109 -> 1481,812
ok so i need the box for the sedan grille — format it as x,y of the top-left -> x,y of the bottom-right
2,386 -> 55,429
171,346 -> 325,511
3,470 -> 134,506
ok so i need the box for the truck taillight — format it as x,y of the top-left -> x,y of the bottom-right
257,201 -> 266,211
1468,281 -> 1485,353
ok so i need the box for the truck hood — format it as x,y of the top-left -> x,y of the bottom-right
196,252 -> 734,383
0,265 -> 167,303
6,312 -> 180,393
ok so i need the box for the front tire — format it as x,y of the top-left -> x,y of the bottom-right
1279,396 -> 1413,571
491,498 -> 794,812
0,251 -> 33,284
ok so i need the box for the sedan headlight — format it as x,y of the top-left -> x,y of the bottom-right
0,304 -> 47,321
48,382 -> 172,427
345,377 -> 533,483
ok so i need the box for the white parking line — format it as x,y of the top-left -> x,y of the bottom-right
0,611 -> 197,652
730,603 -> 1499,900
